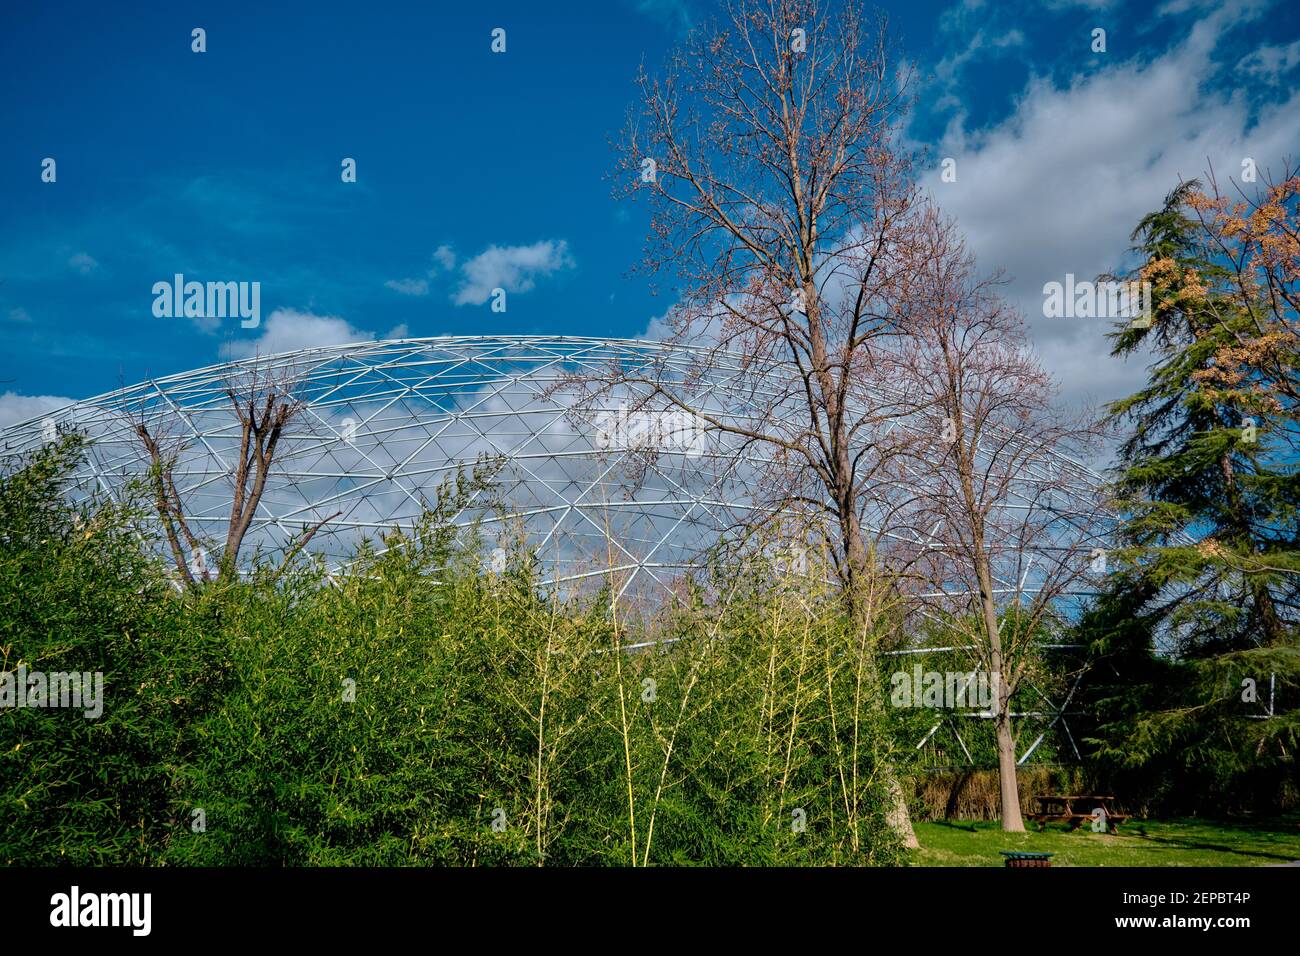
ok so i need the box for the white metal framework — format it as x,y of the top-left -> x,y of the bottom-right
0,334 -> 1118,595
1,337 -> 769,599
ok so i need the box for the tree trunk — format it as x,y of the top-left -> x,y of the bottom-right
884,773 -> 920,849
994,698 -> 1024,832
977,555 -> 1024,832
840,512 -> 920,850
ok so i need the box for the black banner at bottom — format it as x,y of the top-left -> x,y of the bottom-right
1,865 -> 1289,942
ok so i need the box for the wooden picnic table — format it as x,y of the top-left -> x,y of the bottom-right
1027,794 -> 1128,833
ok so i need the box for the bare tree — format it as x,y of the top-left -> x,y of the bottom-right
132,417 -> 208,587
601,0 -> 929,847
885,210 -> 1104,831
130,358 -> 336,586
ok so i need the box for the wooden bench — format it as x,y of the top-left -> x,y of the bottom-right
1026,795 -> 1128,833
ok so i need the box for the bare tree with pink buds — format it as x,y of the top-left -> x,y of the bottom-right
883,210 -> 1105,832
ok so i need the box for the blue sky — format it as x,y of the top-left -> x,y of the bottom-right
1,0 -> 1298,423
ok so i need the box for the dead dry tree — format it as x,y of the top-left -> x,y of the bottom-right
129,356 -> 337,587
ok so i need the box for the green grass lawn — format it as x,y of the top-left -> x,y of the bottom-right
911,815 -> 1300,866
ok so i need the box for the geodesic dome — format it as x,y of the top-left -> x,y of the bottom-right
1,337 -> 777,601
0,334 -> 1114,609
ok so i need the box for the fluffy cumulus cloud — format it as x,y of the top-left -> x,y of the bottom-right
0,391 -> 76,429
221,308 -> 376,360
452,240 -> 575,306
387,239 -> 572,305
919,0 -> 1299,410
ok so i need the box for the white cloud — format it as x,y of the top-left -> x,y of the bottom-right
932,27 -> 1025,91
432,244 -> 457,271
452,240 -> 575,306
222,308 -> 374,360
639,305 -> 678,341
384,278 -> 429,296
919,0 -> 1296,411
0,391 -> 76,429
385,244 -> 457,296
1237,39 -> 1300,83
7,308 -> 33,324
636,297 -> 752,351
68,252 -> 98,274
